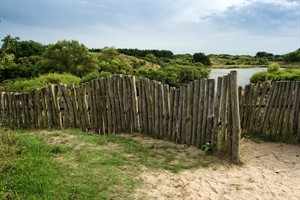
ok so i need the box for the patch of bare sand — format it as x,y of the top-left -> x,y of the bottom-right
134,139 -> 300,200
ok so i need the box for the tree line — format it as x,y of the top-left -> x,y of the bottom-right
0,35 -> 211,91
0,35 -> 299,92
117,48 -> 174,58
283,48 -> 300,63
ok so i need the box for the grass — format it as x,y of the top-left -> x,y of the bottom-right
0,127 -> 218,199
280,62 -> 300,68
0,73 -> 81,93
211,65 -> 269,69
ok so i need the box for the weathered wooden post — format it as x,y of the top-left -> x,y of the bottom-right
229,71 -> 241,164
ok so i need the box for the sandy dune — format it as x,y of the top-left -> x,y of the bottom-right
134,139 -> 300,200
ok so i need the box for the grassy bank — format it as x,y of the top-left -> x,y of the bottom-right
250,64 -> 300,83
0,128 -> 217,199
211,64 -> 300,69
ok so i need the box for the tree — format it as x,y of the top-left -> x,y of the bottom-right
255,51 -> 274,58
192,52 -> 211,66
284,48 -> 300,63
37,40 -> 99,77
0,35 -> 20,68
15,40 -> 46,61
117,48 -> 174,58
0,35 -> 20,58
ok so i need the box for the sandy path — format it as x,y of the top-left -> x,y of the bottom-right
134,140 -> 300,200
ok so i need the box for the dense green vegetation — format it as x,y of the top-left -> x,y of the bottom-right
284,48 -> 300,63
210,53 -> 282,68
0,34 -> 299,92
117,48 -> 174,58
0,35 -> 211,91
0,73 -> 81,92
0,128 -> 217,199
250,64 -> 300,83
36,40 -> 99,77
0,35 -> 46,82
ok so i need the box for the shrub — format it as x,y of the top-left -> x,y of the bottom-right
0,73 -> 81,92
250,69 -> 300,83
37,40 -> 99,77
135,65 -> 209,87
192,52 -> 211,66
80,71 -> 112,84
267,63 -> 279,73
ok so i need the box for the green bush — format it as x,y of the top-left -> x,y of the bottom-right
97,47 -> 134,75
0,73 -> 81,92
135,65 -> 209,87
250,69 -> 300,83
80,71 -> 112,84
36,40 -> 99,77
267,63 -> 279,73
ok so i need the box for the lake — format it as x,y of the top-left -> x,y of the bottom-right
209,68 -> 268,87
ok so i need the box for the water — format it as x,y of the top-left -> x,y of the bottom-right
209,68 -> 268,87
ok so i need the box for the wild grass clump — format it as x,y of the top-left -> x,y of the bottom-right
214,141 -> 231,161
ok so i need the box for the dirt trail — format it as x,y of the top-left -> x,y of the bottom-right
134,139 -> 300,200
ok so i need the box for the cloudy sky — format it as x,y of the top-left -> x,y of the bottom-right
0,0 -> 299,55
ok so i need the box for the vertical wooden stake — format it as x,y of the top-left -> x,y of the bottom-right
229,71 -> 241,164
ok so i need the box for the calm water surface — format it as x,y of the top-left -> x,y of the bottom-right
209,68 -> 268,87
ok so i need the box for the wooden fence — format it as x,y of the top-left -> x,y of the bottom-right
0,71 -> 241,163
239,81 -> 300,142
0,76 -> 139,133
138,72 -> 241,162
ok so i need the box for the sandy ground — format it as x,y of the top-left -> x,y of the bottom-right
132,138 -> 300,200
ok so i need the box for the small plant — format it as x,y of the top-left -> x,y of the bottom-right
247,177 -> 255,183
267,63 -> 279,73
202,142 -> 212,154
49,145 -> 65,154
230,183 -> 242,191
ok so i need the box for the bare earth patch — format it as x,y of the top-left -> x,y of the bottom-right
120,133 -> 206,157
133,139 -> 300,200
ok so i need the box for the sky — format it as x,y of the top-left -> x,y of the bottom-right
0,0 -> 299,55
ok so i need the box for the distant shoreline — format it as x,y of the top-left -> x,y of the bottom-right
211,64 -> 300,69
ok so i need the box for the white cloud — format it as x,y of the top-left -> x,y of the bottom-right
203,0 -> 299,34
245,0 -> 298,9
163,0 -> 245,23
0,0 -> 299,55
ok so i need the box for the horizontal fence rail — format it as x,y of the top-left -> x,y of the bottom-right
0,72 -> 242,163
